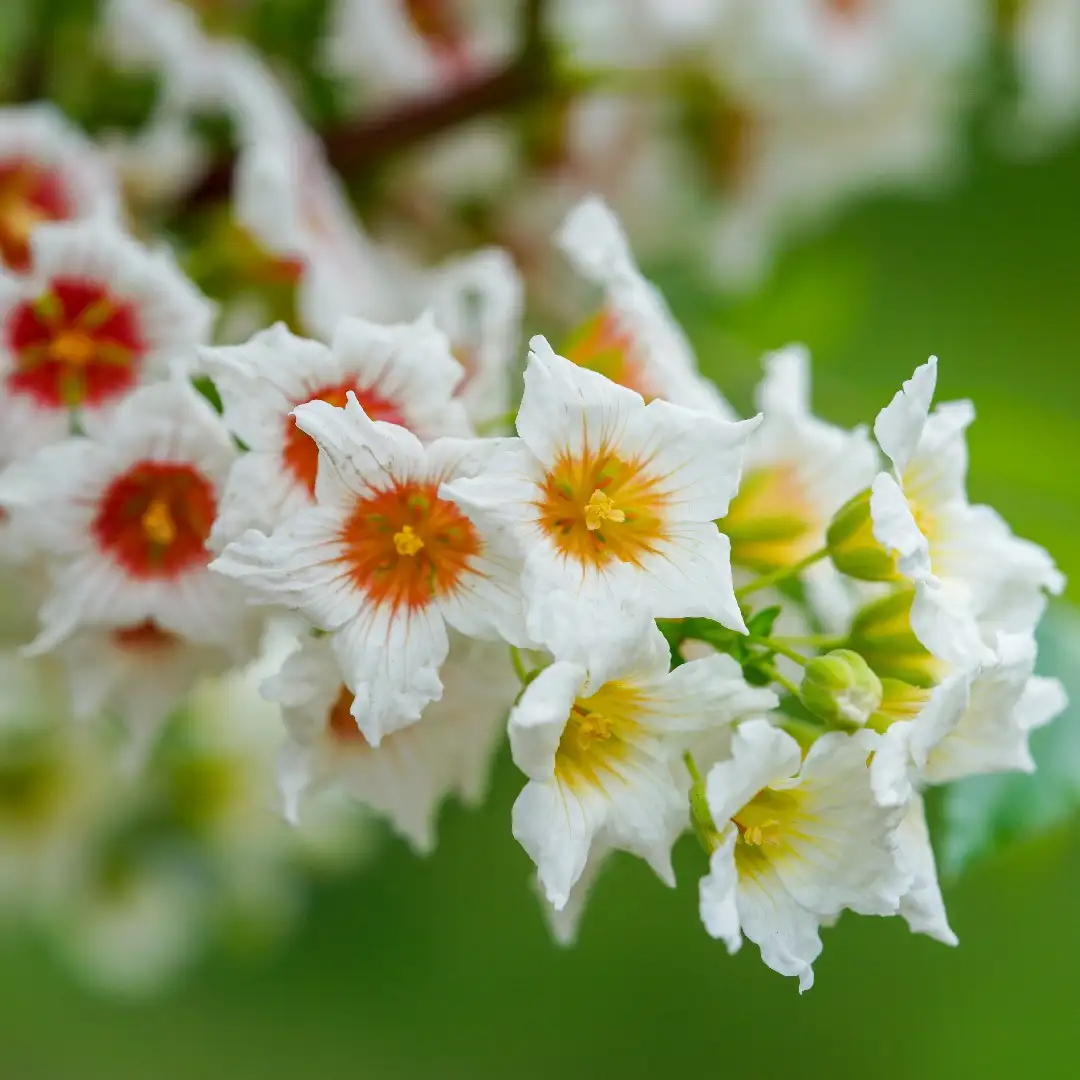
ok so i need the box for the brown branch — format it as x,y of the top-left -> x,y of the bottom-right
186,0 -> 552,209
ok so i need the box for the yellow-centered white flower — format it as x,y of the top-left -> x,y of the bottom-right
510,626 -> 777,911
700,719 -> 906,992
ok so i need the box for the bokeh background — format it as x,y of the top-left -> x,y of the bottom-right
1,88 -> 1079,1077
2,0 -> 1080,1075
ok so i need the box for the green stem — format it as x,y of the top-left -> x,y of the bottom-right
752,637 -> 809,667
735,548 -> 830,601
761,664 -> 802,699
683,751 -> 704,785
779,635 -> 847,650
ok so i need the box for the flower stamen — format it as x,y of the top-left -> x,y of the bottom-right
393,525 -> 425,557
584,489 -> 626,531
141,498 -> 177,547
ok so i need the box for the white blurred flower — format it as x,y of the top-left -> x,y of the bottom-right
0,103 -> 119,273
0,219 -> 213,463
268,632 -> 516,851
699,719 -> 905,991
0,379 -> 253,654
213,395 -> 528,744
200,316 -> 470,548
445,337 -> 758,683
1008,0 -> 1080,146
555,196 -> 735,416
511,625 -> 776,909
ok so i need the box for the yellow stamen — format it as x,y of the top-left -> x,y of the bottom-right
584,489 -> 626,531
393,525 -> 425,557
141,499 -> 177,547
49,330 -> 96,367
573,711 -> 613,752
740,818 -> 781,848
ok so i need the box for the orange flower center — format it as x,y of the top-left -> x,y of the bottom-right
537,445 -> 669,568
327,684 -> 369,745
0,160 -> 71,272
562,308 -> 655,401
337,481 -> 481,611
282,382 -> 406,496
5,279 -> 144,409
92,462 -> 216,579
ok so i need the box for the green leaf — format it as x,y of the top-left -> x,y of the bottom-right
746,606 -> 782,638
941,603 -> 1080,877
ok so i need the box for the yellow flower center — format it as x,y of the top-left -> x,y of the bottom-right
141,498 -> 177,547
49,329 -> 97,367
393,524 -> 426,557
555,682 -> 645,790
740,819 -> 781,848
584,489 -> 626,531
732,788 -> 800,865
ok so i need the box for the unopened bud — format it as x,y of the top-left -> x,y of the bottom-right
721,467 -> 816,572
847,589 -> 946,688
826,489 -> 901,582
800,649 -> 883,730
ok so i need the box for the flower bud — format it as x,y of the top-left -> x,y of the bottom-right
826,489 -> 901,582
847,589 -> 947,688
800,649 -> 883,730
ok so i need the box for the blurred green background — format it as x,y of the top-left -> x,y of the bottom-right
2,121 -> 1079,1080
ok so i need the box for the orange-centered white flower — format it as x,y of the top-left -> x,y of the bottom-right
199,316 -> 469,549
211,394 -> 529,745
555,196 -> 736,417
444,336 -> 760,683
268,632 -> 517,851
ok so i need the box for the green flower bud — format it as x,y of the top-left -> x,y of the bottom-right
826,489 -> 902,582
800,649 -> 883,730
866,678 -> 933,734
847,589 -> 947,688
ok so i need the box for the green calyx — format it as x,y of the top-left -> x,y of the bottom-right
826,489 -> 902,583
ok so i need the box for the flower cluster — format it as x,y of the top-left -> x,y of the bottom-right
0,2 -> 1070,992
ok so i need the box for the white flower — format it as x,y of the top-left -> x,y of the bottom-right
0,379 -> 251,654
891,794 -> 957,947
0,219 -> 214,462
322,0 -> 514,104
1008,0 -> 1080,146
212,395 -> 529,744
724,344 -> 877,626
873,633 -> 1068,804
51,621 -> 257,762
199,316 -> 470,547
219,49 -> 409,338
444,337 -> 759,682
869,358 -> 1064,662
555,196 -> 736,417
266,632 -> 516,852
422,247 -> 524,429
699,720 -> 905,991
510,625 -> 777,910
0,103 -> 119,273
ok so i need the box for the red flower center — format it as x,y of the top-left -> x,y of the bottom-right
403,0 -> 466,57
283,382 -> 406,496
338,481 -> 480,612
111,621 -> 179,651
6,278 -> 145,410
0,160 -> 72,272
327,684 -> 369,745
92,462 -> 217,579
826,0 -> 866,19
